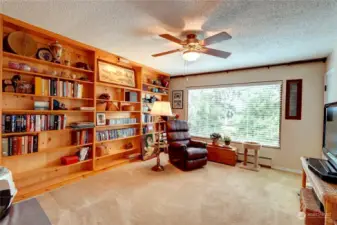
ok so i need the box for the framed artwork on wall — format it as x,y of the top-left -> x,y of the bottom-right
98,60 -> 136,87
142,133 -> 156,160
172,90 -> 183,109
285,79 -> 302,120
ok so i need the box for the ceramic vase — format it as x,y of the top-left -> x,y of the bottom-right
49,41 -> 63,63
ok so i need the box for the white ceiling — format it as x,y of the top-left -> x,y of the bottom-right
1,0 -> 337,76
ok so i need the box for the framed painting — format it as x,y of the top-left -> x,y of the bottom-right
285,79 -> 302,120
172,90 -> 183,109
142,133 -> 156,160
98,60 -> 136,87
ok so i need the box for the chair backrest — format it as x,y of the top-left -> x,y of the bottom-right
166,120 -> 191,146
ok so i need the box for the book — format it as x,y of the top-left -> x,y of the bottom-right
2,138 -> 8,156
35,77 -> 42,95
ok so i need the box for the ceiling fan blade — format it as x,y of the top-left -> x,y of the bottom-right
202,47 -> 231,59
152,49 -> 181,57
159,34 -> 183,45
201,32 -> 232,46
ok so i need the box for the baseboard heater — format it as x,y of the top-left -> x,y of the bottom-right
237,152 -> 272,168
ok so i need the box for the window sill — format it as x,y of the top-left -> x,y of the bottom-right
191,136 -> 281,150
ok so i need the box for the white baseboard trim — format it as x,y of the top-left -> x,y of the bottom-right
272,166 -> 301,174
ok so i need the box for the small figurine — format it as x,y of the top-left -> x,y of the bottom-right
53,99 -> 67,110
3,74 -> 21,92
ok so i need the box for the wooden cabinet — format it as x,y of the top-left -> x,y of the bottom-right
207,144 -> 237,166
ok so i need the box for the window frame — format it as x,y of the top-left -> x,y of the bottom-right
186,81 -> 283,149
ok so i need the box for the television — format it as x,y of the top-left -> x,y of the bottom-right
323,102 -> 337,169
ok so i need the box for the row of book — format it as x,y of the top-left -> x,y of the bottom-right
142,114 -> 154,123
2,114 -> 67,133
72,130 -> 91,145
2,136 -> 38,156
35,77 -> 84,98
96,128 -> 137,142
106,118 -> 138,125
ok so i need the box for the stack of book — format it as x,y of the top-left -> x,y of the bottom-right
142,114 -> 154,123
70,122 -> 95,129
106,118 -> 137,125
96,128 -> 137,141
2,135 -> 38,156
2,114 -> 67,133
35,77 -> 83,98
72,130 -> 91,145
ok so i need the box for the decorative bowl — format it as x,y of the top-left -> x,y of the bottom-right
31,67 -> 38,73
8,61 -> 20,70
19,63 -> 31,72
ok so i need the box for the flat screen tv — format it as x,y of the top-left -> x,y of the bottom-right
323,102 -> 337,169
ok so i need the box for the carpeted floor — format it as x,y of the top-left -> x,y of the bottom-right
36,155 -> 302,225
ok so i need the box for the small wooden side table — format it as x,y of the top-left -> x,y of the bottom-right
239,142 -> 261,172
206,144 -> 237,166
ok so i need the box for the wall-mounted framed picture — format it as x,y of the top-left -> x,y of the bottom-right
285,79 -> 302,120
96,113 -> 106,126
98,60 -> 136,87
172,90 -> 183,109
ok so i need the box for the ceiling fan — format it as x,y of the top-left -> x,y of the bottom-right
152,31 -> 232,61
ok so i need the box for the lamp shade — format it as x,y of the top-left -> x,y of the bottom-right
150,101 -> 173,116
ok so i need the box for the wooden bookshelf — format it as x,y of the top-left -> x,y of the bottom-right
0,14 -> 170,202
141,68 -> 170,150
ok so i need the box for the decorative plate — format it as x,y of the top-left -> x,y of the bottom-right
36,48 -> 53,62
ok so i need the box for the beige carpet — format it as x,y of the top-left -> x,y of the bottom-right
37,155 -> 302,225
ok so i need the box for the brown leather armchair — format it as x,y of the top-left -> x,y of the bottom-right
166,120 -> 207,170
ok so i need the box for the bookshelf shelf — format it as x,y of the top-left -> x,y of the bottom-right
39,143 -> 93,153
14,159 -> 93,181
96,99 -> 141,104
96,124 -> 140,129
2,92 -> 94,101
3,143 -> 92,158
2,110 -> 94,114
96,110 -> 141,113
96,81 -> 141,92
3,68 -> 94,84
1,127 -> 93,137
142,91 -> 168,96
96,135 -> 141,144
143,83 -> 169,90
96,148 -> 137,160
142,121 -> 166,125
3,52 -> 94,74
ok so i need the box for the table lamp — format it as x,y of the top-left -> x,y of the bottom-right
150,101 -> 173,171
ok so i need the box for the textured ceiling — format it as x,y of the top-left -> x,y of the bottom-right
1,0 -> 337,76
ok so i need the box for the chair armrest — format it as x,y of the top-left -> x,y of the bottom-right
189,140 -> 207,148
169,142 -> 187,150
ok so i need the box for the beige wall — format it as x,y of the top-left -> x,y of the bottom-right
326,44 -> 337,103
170,62 -> 326,172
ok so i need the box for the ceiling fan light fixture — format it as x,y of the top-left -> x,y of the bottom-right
182,50 -> 200,61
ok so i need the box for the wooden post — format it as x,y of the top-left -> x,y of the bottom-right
243,148 -> 248,166
302,169 -> 307,188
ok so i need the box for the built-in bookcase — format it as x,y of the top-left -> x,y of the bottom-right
141,69 -> 170,144
0,14 -> 170,202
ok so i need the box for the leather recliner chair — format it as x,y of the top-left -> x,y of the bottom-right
166,120 -> 207,170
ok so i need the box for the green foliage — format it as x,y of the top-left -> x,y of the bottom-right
210,133 -> 221,139
188,84 -> 281,147
223,136 -> 231,142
